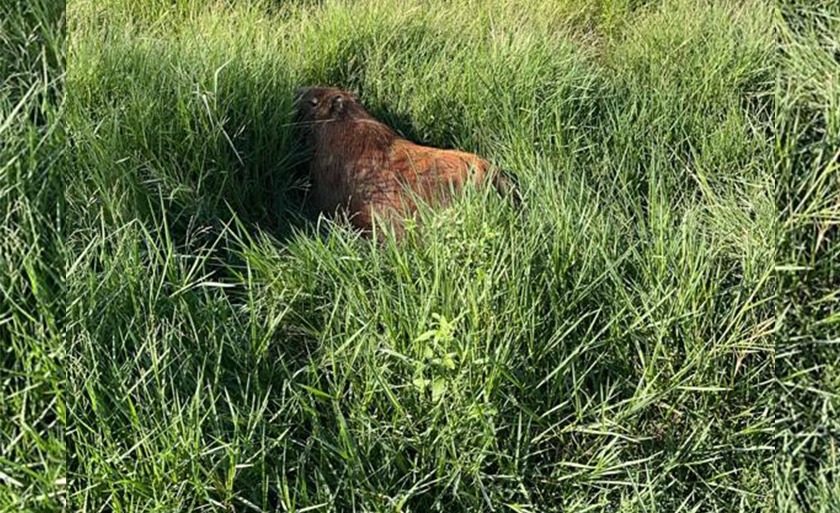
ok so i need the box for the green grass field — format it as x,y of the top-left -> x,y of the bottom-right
1,0 -> 65,510
0,0 -> 837,511
775,2 -> 840,511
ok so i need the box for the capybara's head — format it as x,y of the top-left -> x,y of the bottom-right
294,86 -> 361,124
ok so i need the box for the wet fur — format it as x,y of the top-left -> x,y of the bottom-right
295,86 -> 517,238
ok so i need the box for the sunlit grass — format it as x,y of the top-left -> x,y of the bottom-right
50,0 -> 839,511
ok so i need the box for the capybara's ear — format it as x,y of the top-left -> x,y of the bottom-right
329,94 -> 345,116
349,90 -> 359,102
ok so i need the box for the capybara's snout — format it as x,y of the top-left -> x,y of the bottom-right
293,86 -> 310,101
292,87 -> 307,115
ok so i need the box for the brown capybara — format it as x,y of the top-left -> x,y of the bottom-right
294,86 -> 518,239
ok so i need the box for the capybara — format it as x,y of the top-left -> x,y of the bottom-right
294,86 -> 518,238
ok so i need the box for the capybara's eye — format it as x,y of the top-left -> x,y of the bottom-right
309,98 -> 319,106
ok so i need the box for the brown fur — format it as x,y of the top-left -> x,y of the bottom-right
294,86 -> 515,238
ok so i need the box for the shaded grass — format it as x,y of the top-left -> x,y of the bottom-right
774,1 -> 840,512
0,0 -> 66,511
58,0 -> 827,511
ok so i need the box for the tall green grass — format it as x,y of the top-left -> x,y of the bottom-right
0,0 -> 66,511
775,2 -> 840,512
55,0 -> 831,511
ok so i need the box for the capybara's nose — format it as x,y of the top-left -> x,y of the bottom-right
294,86 -> 310,101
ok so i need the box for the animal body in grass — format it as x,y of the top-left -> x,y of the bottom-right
295,86 -> 518,238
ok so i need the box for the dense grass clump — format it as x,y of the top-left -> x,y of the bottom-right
50,0 -> 834,511
0,0 -> 66,511
775,2 -> 840,512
